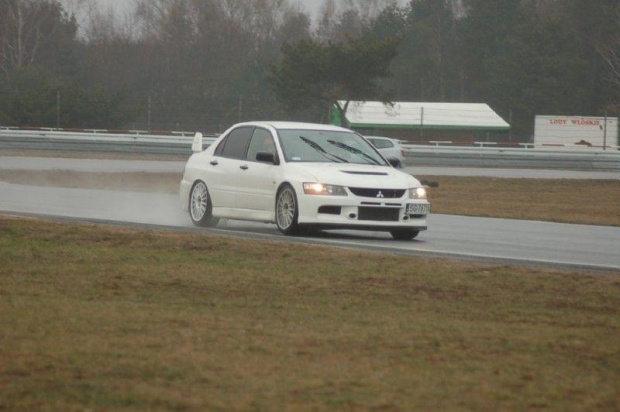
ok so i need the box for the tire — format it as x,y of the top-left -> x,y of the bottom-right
390,228 -> 420,240
275,184 -> 301,235
189,180 -> 219,227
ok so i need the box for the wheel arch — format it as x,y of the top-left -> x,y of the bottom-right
276,180 -> 295,194
274,182 -> 302,235
274,181 -> 295,215
189,178 -> 208,203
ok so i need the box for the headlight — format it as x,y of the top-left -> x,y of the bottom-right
409,187 -> 427,199
303,183 -> 348,196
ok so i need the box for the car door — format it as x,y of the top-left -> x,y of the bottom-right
235,127 -> 279,213
207,126 -> 254,209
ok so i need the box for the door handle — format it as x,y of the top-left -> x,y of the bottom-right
210,160 -> 218,166
240,165 -> 249,170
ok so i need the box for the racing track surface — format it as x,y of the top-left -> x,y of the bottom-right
1,180 -> 619,271
2,156 -> 620,179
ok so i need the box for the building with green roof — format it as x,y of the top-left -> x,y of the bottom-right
332,101 -> 511,143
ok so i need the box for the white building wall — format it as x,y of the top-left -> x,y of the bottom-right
534,115 -> 619,148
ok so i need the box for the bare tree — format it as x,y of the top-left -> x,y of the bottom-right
316,0 -> 337,41
316,0 -> 401,42
343,0 -> 398,20
0,0 -> 77,75
423,0 -> 456,100
596,6 -> 620,90
134,0 -> 195,43
1,0 -> 48,71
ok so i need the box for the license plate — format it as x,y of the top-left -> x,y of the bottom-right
406,203 -> 431,215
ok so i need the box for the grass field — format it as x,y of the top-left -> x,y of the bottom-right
1,216 -> 619,410
1,169 -> 619,226
421,176 -> 620,226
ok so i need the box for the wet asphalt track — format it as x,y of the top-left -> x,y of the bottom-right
0,179 -> 618,271
1,156 -> 619,179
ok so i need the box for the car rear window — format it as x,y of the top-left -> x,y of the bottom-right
217,127 -> 254,160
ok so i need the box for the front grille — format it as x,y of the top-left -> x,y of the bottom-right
358,207 -> 400,222
349,188 -> 406,198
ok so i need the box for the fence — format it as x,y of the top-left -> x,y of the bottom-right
0,127 -> 217,156
400,142 -> 620,170
1,127 -> 619,171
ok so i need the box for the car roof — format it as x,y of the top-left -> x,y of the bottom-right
236,121 -> 352,133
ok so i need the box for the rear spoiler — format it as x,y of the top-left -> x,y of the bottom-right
192,132 -> 203,153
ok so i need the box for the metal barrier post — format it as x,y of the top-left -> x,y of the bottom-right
603,111 -> 607,151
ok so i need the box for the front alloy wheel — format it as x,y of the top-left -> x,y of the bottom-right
276,184 -> 301,235
189,181 -> 219,227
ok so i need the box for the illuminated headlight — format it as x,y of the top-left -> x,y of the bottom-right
303,183 -> 348,196
409,187 -> 427,199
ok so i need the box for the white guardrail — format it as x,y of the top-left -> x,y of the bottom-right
0,128 -> 217,155
399,143 -> 620,170
1,127 -> 619,170
400,142 -> 620,156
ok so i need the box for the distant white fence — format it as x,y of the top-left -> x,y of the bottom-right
0,128 -> 217,155
401,143 -> 620,155
1,127 -> 619,170
400,143 -> 620,170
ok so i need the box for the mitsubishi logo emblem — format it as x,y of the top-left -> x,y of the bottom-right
376,191 -> 384,198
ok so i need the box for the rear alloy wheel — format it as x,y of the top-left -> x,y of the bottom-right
390,228 -> 420,241
276,184 -> 301,235
189,181 -> 219,227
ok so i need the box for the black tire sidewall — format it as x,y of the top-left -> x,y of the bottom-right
276,184 -> 300,235
390,228 -> 419,240
190,180 -> 218,227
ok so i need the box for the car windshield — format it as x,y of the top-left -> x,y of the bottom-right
277,129 -> 388,166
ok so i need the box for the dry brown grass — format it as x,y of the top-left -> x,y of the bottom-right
422,176 -> 620,226
1,216 -> 619,411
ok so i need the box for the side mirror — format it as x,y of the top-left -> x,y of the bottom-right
387,156 -> 402,168
256,151 -> 278,165
192,132 -> 203,153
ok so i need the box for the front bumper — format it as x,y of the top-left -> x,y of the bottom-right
296,192 -> 430,230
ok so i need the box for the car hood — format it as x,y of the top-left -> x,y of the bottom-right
285,163 -> 420,188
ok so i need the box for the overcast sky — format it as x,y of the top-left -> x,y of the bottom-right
60,0 -> 408,36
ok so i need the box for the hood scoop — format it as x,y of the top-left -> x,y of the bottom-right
341,170 -> 389,176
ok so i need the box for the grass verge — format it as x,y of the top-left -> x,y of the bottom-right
1,216 -> 619,411
422,176 -> 620,226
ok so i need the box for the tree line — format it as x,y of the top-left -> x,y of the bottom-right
0,0 -> 618,138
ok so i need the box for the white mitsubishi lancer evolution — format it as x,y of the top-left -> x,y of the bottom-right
180,121 -> 430,240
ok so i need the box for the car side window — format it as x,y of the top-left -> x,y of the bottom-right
246,128 -> 276,162
217,127 -> 254,160
214,136 -> 228,156
369,138 -> 394,149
